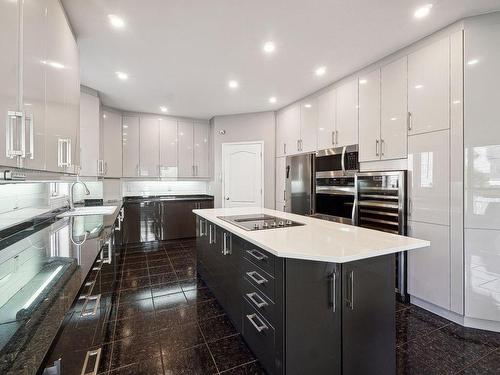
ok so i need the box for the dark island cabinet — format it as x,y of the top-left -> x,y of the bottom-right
123,197 -> 213,244
196,216 -> 396,375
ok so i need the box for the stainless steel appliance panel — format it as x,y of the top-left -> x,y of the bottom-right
285,154 -> 314,215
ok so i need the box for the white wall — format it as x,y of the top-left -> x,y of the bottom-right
210,111 -> 276,208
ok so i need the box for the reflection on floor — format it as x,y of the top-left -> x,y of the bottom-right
100,239 -> 500,374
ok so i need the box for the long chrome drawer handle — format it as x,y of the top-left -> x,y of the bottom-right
81,294 -> 101,317
246,313 -> 268,333
81,348 -> 102,375
246,292 -> 268,308
246,271 -> 268,285
246,249 -> 267,261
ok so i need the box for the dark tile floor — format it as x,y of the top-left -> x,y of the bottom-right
98,239 -> 500,374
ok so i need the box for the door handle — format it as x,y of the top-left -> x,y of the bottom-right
225,197 -> 230,200
246,292 -> 268,308
81,348 -> 102,375
246,270 -> 268,285
284,143 -> 286,155
407,112 -> 412,131
331,131 -> 335,146
335,130 -> 339,145
25,113 -> 34,159
81,294 -> 101,317
246,249 -> 267,261
6,111 -> 25,158
346,271 -> 354,310
375,139 -> 379,156
381,139 -> 385,156
328,272 -> 337,312
246,313 -> 268,333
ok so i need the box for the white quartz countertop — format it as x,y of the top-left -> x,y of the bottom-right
193,207 -> 430,263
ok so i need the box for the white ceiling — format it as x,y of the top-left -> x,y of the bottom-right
62,0 -> 500,119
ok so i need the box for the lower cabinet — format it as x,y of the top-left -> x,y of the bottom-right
196,217 -> 395,375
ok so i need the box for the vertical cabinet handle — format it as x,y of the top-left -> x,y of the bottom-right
381,139 -> 385,156
246,313 -> 268,333
408,198 -> 412,217
222,232 -> 231,255
81,348 -> 102,375
331,131 -> 335,146
375,139 -> 379,156
346,271 -> 354,310
6,111 -> 25,158
335,130 -> 339,145
25,114 -> 34,159
208,224 -> 213,244
283,143 -> 286,155
328,272 -> 337,312
81,294 -> 101,317
296,139 -> 300,151
407,112 -> 412,131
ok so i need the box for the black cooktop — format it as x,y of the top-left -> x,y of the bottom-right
218,214 -> 305,231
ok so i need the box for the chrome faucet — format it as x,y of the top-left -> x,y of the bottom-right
68,180 -> 91,211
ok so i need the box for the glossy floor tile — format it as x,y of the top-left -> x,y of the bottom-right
94,239 -> 500,374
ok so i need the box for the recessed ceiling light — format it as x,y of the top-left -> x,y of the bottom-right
467,59 -> 479,66
414,4 -> 433,19
315,66 -> 326,76
304,103 -> 312,108
263,41 -> 276,54
115,71 -> 128,80
108,14 -> 125,28
228,80 -> 239,89
359,79 -> 368,84
269,97 -> 277,104
160,106 -> 168,112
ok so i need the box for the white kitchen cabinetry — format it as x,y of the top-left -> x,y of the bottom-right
276,104 -> 300,156
408,221 -> 451,310
177,120 -> 194,178
45,0 -> 80,173
139,116 -> 160,177
193,120 -> 210,177
336,79 -> 359,147
317,88 -> 336,151
159,118 -> 178,178
381,57 -> 408,160
358,70 -> 381,162
122,115 -> 140,177
275,156 -> 287,205
408,37 -> 450,135
299,99 -> 318,153
79,91 -> 100,176
0,0 -> 19,168
101,110 -> 122,178
408,130 -> 450,226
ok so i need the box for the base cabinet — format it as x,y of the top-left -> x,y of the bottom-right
196,217 -> 396,375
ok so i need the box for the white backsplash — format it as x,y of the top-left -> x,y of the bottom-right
122,180 -> 209,196
0,183 -> 48,214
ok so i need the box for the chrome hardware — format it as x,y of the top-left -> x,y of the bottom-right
25,113 -> 34,159
331,131 -> 335,145
297,139 -> 300,151
283,189 -> 286,201
222,232 -> 231,255
81,294 -> 101,317
407,111 -> 412,131
375,139 -> 379,156
408,198 -> 412,217
246,313 -> 268,333
199,219 -> 206,236
380,139 -> 385,156
58,138 -> 72,167
346,271 -> 354,310
246,270 -> 268,285
283,143 -> 286,155
246,292 -> 268,308
81,348 -> 102,375
246,249 -> 267,261
328,272 -> 337,312
335,130 -> 339,145
6,111 -> 25,158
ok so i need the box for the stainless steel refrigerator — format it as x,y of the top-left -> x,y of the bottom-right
285,154 -> 314,215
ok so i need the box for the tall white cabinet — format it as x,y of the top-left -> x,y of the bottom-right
122,115 -> 140,177
335,79 -> 359,147
159,118 -> 178,178
79,91 -> 100,176
101,110 -> 122,178
139,116 -> 160,177
316,88 -> 336,151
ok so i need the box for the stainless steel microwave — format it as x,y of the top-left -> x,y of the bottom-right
315,145 -> 359,177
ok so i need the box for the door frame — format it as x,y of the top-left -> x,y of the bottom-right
221,141 -> 265,208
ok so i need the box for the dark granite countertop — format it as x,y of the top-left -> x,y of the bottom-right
0,201 -> 122,375
123,194 -> 214,203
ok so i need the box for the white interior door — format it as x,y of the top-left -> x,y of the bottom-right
222,142 -> 263,208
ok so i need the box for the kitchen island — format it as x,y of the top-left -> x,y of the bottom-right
193,207 -> 429,375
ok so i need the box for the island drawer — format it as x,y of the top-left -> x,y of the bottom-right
242,299 -> 276,374
242,277 -> 275,324
242,257 -> 275,302
243,243 -> 275,276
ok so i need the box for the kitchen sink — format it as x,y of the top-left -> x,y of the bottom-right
57,206 -> 117,218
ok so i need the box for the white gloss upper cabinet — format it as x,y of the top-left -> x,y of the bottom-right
381,57 -> 408,160
21,0 -> 47,171
122,115 -> 140,177
276,104 -> 300,156
159,118 -> 178,178
177,120 -> 195,177
101,110 -> 122,178
299,98 -> 318,153
317,88 -> 336,151
0,0 -> 19,168
336,79 -> 359,147
408,129 -> 450,226
408,37 -> 450,135
275,156 -> 287,205
79,92 -> 100,176
408,221 -> 451,310
358,70 -> 381,162
139,116 -> 160,177
464,19 -> 500,230
193,121 -> 210,177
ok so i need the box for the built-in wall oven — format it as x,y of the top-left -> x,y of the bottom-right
313,145 -> 359,224
356,171 -> 408,301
